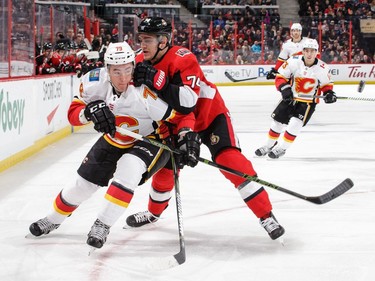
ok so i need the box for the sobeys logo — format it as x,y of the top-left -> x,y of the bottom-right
0,89 -> 25,134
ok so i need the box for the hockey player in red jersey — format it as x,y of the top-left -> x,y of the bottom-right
35,42 -> 56,75
28,41 -> 199,249
125,17 -> 285,240
255,38 -> 337,159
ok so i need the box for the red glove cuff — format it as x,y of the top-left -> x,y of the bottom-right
153,70 -> 167,91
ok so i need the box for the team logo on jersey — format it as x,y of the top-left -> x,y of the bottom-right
210,133 -> 220,145
176,49 -> 191,57
89,69 -> 101,81
295,77 -> 316,93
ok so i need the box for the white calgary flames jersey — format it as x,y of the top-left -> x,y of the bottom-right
278,37 -> 310,61
277,55 -> 333,103
76,68 -> 184,147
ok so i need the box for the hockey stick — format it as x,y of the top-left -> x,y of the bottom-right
299,94 -> 375,102
84,38 -> 92,51
149,151 -> 186,270
225,71 -> 257,82
116,127 -> 354,204
170,152 -> 186,265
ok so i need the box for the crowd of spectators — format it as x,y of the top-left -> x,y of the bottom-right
177,0 -> 375,65
299,0 -> 375,64
35,0 -> 375,76
173,2 -> 283,65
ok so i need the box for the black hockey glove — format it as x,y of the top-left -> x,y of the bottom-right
42,67 -> 56,74
176,130 -> 201,169
63,64 -> 74,73
76,69 -> 83,78
133,62 -> 168,93
266,67 -> 278,80
323,90 -> 337,104
84,100 -> 116,137
279,83 -> 293,101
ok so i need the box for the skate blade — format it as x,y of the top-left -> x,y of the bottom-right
88,247 -> 97,256
123,219 -> 161,230
122,224 -> 133,229
278,237 -> 285,246
25,233 -> 38,239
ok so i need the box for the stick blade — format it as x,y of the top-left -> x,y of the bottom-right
224,71 -> 257,82
224,71 -> 235,82
309,178 -> 354,204
148,251 -> 185,270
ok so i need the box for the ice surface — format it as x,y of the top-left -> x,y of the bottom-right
0,85 -> 374,281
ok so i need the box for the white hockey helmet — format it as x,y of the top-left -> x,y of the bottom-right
290,23 -> 302,31
303,38 -> 319,51
104,42 -> 135,67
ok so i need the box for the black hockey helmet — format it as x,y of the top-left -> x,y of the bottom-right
55,42 -> 66,51
137,17 -> 172,36
43,42 -> 53,50
69,41 -> 78,50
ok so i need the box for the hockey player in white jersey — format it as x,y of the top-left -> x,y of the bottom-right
267,23 -> 311,79
28,41 -> 200,249
256,38 -> 337,158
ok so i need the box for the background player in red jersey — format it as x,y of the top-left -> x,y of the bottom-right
126,17 -> 285,240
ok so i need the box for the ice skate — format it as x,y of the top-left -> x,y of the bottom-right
268,147 -> 286,159
260,212 -> 285,240
28,217 -> 60,237
87,219 -> 110,250
255,142 -> 277,157
124,211 -> 159,228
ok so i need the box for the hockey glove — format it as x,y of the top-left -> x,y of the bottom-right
323,90 -> 337,104
279,83 -> 293,101
76,69 -> 83,78
42,67 -> 56,74
133,62 -> 168,93
176,130 -> 201,169
84,100 -> 116,137
266,68 -> 278,80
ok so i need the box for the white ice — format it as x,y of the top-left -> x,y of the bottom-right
0,85 -> 374,281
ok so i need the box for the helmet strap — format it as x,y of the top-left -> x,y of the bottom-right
150,35 -> 169,62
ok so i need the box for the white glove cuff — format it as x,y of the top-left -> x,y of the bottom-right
78,108 -> 89,124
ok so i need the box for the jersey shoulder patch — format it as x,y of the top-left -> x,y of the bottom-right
89,68 -> 101,81
175,48 -> 192,57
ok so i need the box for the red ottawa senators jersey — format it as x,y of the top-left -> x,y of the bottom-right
149,46 -> 229,132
